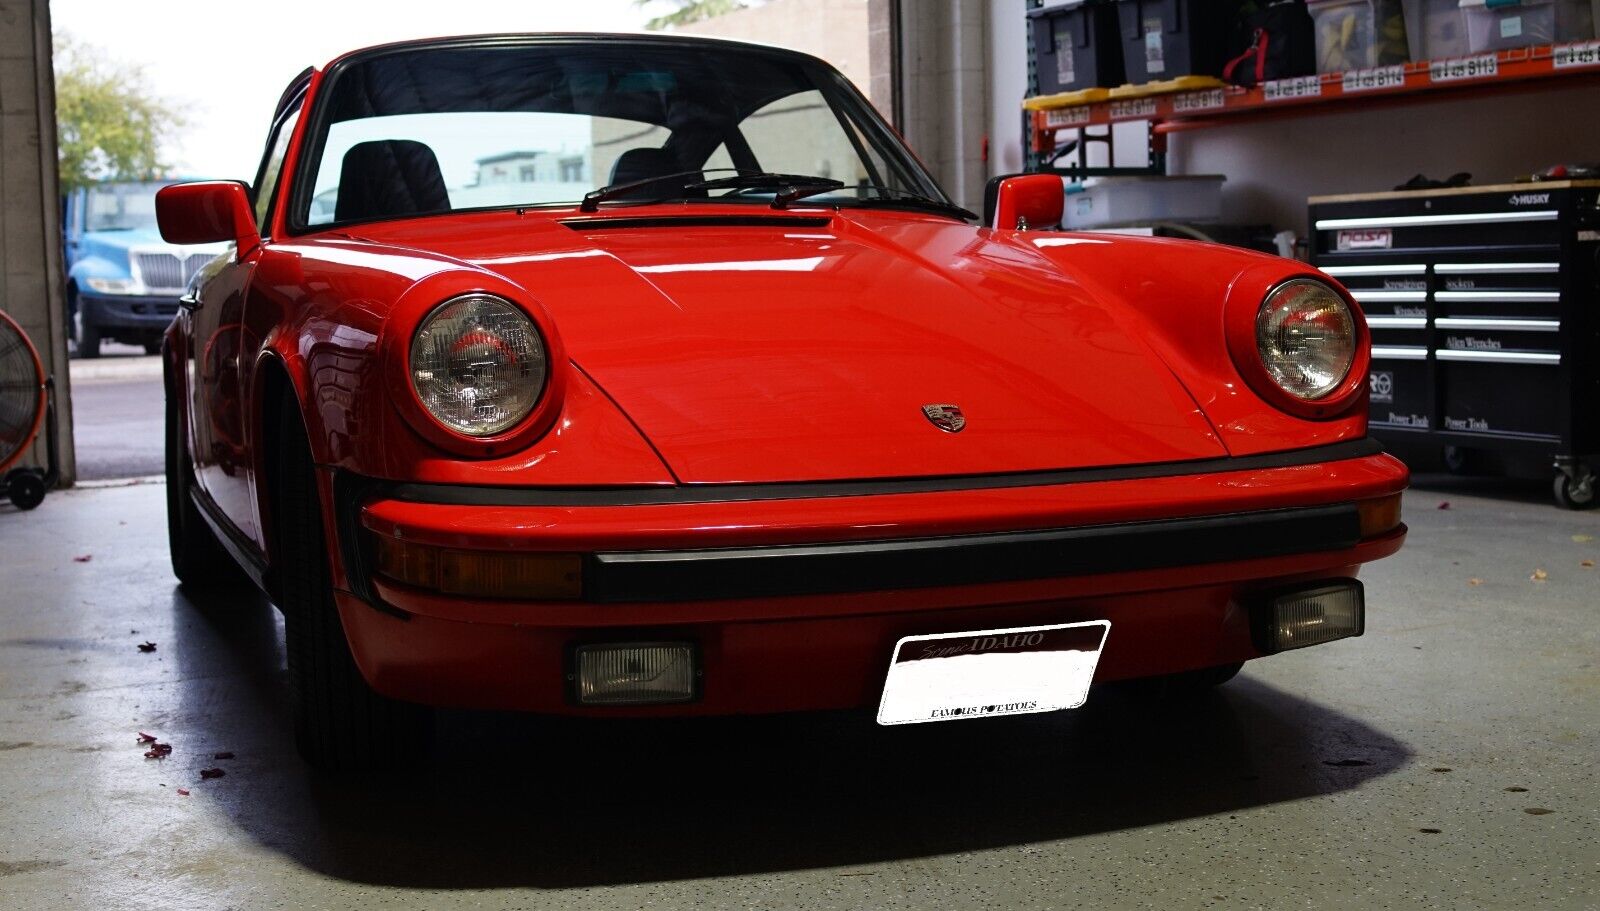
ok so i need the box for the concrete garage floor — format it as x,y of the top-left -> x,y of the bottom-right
0,480 -> 1595,909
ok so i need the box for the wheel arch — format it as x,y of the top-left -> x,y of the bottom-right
252,348 -> 314,593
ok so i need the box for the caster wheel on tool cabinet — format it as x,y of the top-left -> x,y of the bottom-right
1553,471 -> 1596,510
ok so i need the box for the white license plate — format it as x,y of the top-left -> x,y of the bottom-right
876,621 -> 1109,725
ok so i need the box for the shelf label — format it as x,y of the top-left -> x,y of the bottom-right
1263,75 -> 1321,101
1171,88 -> 1225,113
1553,40 -> 1600,69
1429,53 -> 1499,83
1043,106 -> 1091,128
1108,98 -> 1157,120
1342,65 -> 1406,93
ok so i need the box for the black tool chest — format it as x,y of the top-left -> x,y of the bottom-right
1308,181 -> 1600,508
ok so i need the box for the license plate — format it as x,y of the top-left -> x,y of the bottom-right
875,621 -> 1110,725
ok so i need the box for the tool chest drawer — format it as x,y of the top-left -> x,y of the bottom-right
1309,181 -> 1600,507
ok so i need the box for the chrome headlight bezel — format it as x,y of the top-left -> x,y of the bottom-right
1254,278 -> 1358,402
407,293 -> 549,438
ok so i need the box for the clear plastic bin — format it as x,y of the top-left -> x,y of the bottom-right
1309,0 -> 1411,72
1404,0 -> 1472,59
1061,175 -> 1224,229
1460,0 -> 1596,51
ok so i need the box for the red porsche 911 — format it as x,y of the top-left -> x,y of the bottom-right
158,34 -> 1407,768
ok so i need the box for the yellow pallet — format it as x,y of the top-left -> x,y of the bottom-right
1022,87 -> 1112,111
1107,75 -> 1227,99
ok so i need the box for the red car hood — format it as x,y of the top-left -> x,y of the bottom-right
359,212 -> 1228,483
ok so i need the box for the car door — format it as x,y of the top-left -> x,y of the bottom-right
186,101 -> 301,547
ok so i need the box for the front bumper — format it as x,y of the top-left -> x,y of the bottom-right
79,292 -> 181,331
329,441 -> 1409,715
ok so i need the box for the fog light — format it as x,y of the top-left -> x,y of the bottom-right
1258,581 -> 1364,653
574,642 -> 697,705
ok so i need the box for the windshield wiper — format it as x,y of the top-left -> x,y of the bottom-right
580,168 -> 751,212
779,183 -> 978,221
686,173 -> 845,209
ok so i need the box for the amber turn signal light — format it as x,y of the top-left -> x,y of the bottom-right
373,536 -> 583,600
1356,493 -> 1403,539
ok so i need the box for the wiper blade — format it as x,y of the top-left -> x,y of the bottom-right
685,172 -> 845,209
774,182 -> 976,221
843,192 -> 978,222
581,168 -> 749,213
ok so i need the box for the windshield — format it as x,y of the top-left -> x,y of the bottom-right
294,40 -> 947,228
84,182 -> 167,232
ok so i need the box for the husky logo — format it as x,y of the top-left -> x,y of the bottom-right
921,404 -> 966,433
1509,193 -> 1550,206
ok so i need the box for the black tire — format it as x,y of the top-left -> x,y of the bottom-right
78,317 -> 101,359
1553,472 -> 1597,510
165,384 -> 241,588
6,471 -> 46,510
273,396 -> 430,770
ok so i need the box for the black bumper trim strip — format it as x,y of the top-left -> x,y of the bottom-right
385,439 -> 1384,508
582,503 -> 1363,602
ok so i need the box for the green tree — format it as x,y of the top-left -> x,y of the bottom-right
52,35 -> 184,193
636,0 -> 754,30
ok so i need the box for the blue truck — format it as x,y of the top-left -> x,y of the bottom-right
63,180 -> 224,357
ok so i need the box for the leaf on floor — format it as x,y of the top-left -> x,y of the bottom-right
199,768 -> 225,780
1524,807 -> 1553,815
1322,758 -> 1371,767
213,752 -> 234,760
143,743 -> 172,759
176,788 -> 189,796
1582,560 -> 1595,569
1436,501 -> 1450,510
137,641 -> 157,653
1530,568 -> 1548,582
1468,578 -> 1484,586
1573,534 -> 1595,543
136,732 -> 157,744
72,554 -> 92,563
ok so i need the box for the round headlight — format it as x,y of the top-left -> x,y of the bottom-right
1255,279 -> 1356,401
409,294 -> 548,436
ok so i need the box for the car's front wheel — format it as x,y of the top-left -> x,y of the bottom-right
272,396 -> 431,770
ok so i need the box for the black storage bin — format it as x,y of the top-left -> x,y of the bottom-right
1030,0 -> 1125,94
1116,0 -> 1231,83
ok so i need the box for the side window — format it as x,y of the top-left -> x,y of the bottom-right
253,107 -> 301,233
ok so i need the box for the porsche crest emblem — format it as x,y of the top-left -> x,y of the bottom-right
922,403 -> 966,433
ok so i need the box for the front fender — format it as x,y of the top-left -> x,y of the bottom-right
1022,232 -> 1369,456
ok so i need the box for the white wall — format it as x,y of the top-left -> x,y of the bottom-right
1167,82 -> 1600,233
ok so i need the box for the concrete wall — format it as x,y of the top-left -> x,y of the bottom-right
0,0 -> 73,485
678,0 -> 875,97
898,0 -> 991,212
